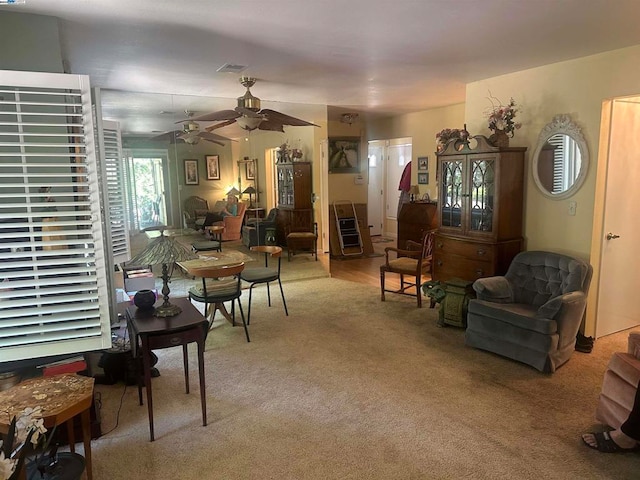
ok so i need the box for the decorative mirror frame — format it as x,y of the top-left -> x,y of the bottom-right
532,114 -> 589,200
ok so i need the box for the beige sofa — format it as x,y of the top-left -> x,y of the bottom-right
595,331 -> 640,429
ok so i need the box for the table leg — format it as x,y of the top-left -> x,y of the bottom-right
183,344 -> 190,394
141,337 -> 155,441
81,408 -> 93,480
197,334 -> 207,427
66,419 -> 75,453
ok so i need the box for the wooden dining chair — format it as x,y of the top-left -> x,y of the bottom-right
380,229 -> 435,307
186,262 -> 250,342
241,245 -> 288,325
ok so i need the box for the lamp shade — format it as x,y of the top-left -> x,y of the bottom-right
409,185 -> 420,196
226,187 -> 241,197
126,226 -> 197,317
242,186 -> 256,195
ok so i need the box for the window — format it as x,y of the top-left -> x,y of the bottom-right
0,70 -> 112,362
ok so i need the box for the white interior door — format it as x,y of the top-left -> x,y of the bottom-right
367,141 -> 384,236
596,97 -> 640,337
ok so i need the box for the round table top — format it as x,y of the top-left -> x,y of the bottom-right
0,374 -> 94,429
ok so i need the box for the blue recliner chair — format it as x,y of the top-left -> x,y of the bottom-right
242,208 -> 277,248
465,250 -> 593,373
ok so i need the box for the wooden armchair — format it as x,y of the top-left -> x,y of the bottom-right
380,230 -> 435,307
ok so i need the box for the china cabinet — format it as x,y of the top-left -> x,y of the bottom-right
275,161 -> 313,245
433,136 -> 526,282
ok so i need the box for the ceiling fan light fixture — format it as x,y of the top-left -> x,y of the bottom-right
236,115 -> 263,131
184,135 -> 200,145
341,113 -> 359,125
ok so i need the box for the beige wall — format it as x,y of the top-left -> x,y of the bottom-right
465,44 -> 640,260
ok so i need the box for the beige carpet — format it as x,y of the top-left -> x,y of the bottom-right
97,266 -> 639,479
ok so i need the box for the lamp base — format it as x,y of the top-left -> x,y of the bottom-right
154,302 -> 182,317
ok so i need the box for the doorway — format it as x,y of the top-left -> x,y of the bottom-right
367,141 -> 384,236
593,96 -> 640,338
124,149 -> 168,231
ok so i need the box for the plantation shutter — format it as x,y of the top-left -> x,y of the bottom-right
0,69 -> 112,362
101,120 -> 130,264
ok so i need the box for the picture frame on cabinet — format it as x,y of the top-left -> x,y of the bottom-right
184,159 -> 199,185
328,137 -> 359,173
418,172 -> 429,185
205,155 -> 220,180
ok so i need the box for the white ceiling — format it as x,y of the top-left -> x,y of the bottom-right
8,0 -> 640,138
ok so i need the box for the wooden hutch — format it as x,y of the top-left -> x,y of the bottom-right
275,161 -> 313,246
397,201 -> 438,249
432,135 -> 526,282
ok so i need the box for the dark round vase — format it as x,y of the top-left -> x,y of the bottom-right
27,452 -> 85,480
133,289 -> 156,310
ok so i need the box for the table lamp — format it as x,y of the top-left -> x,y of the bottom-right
409,185 -> 420,203
226,186 -> 241,198
126,226 -> 197,317
242,185 -> 256,208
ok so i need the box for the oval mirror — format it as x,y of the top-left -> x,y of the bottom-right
532,114 -> 589,199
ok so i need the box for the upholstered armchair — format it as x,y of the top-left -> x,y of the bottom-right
465,250 -> 593,373
216,202 -> 247,241
242,208 -> 277,247
595,331 -> 640,429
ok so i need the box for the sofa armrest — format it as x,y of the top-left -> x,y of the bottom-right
628,331 -> 640,359
472,276 -> 512,303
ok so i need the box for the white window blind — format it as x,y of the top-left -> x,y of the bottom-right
0,69 -> 112,362
102,120 -> 130,264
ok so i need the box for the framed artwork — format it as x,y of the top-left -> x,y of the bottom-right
418,156 -> 429,171
184,159 -> 199,185
205,155 -> 220,180
328,137 -> 360,174
245,160 -> 255,180
418,172 -> 429,185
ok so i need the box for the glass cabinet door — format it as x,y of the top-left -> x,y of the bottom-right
468,156 -> 495,234
439,157 -> 464,231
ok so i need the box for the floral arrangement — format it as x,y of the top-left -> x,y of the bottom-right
0,408 -> 47,480
436,127 -> 470,150
485,96 -> 522,137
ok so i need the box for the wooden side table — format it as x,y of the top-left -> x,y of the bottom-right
126,297 -> 208,441
0,374 -> 95,480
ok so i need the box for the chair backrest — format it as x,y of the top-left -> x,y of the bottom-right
265,208 -> 278,222
184,196 -> 209,218
250,245 -> 283,271
187,262 -> 245,279
505,250 -> 592,307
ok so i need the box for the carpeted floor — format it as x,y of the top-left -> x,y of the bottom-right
90,274 -> 639,479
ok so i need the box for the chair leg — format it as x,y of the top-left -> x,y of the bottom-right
182,344 -> 189,394
380,270 -> 385,301
266,282 -> 272,307
236,298 -> 250,342
278,278 -> 289,316
247,284 -> 254,325
417,275 -> 422,308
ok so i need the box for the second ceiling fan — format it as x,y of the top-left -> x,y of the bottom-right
185,77 -> 319,133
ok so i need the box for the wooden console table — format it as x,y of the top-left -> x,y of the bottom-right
125,297 -> 208,441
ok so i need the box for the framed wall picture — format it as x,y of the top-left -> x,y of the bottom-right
418,156 -> 429,171
245,160 -> 255,180
184,159 -> 199,185
418,172 -> 429,185
328,137 -> 360,173
205,155 -> 220,180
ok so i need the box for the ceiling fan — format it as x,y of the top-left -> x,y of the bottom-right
151,111 -> 234,146
184,77 -> 319,133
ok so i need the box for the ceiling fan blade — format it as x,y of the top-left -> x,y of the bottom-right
199,131 -> 235,142
257,120 -> 285,133
182,110 -> 241,123
204,119 -> 237,132
260,109 -> 319,127
150,130 -> 181,142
